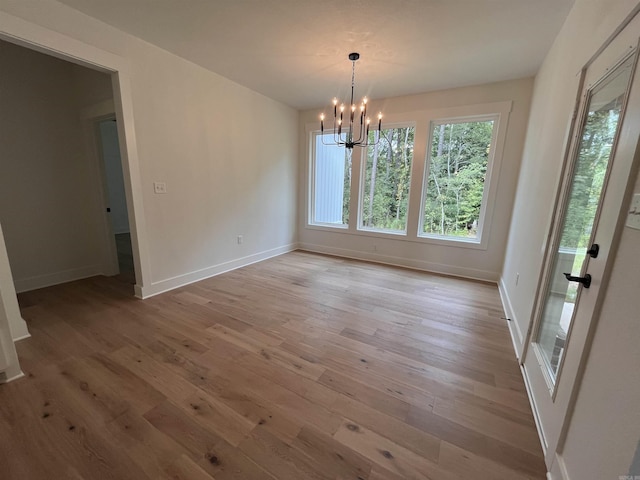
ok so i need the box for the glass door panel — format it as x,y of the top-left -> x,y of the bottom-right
535,55 -> 634,382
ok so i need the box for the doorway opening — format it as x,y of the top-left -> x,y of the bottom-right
0,38 -> 141,305
96,118 -> 136,286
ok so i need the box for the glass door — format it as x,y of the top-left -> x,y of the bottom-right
534,55 -> 635,385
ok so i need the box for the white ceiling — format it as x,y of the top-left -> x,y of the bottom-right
56,0 -> 575,110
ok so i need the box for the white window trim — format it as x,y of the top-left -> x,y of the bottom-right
304,101 -> 512,250
415,102 -> 512,250
357,121 -> 417,236
418,113 -> 499,247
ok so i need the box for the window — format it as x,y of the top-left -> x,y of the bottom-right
307,103 -> 508,246
360,126 -> 415,233
310,133 -> 352,227
420,117 -> 497,242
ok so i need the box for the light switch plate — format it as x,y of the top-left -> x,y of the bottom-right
626,193 -> 640,230
154,182 -> 167,194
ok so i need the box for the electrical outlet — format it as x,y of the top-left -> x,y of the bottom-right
237,235 -> 243,245
153,182 -> 167,194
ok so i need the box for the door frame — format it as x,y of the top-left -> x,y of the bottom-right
520,10 -> 640,465
80,103 -> 121,277
0,11 -> 150,298
530,47 -> 638,399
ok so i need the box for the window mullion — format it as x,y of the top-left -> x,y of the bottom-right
349,145 -> 364,232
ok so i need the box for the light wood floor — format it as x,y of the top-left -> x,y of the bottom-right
0,251 -> 546,479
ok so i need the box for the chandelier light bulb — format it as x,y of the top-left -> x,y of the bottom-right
320,53 -> 382,149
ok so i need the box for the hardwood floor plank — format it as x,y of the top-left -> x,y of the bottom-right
431,396 -> 541,455
438,441 -> 533,480
1,368 -> 152,480
199,350 -> 342,437
195,370 -> 302,444
238,427 -> 333,480
206,323 -> 326,380
164,454 -> 216,480
108,345 -> 199,403
2,251 -> 546,479
291,426 -> 373,480
177,389 -> 256,447
330,395 -> 441,462
406,405 -> 545,477
340,328 -> 497,386
332,420 -> 456,480
318,369 -> 411,421
142,399 -> 268,480
105,410 -> 187,479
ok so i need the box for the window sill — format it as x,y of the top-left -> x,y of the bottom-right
306,223 -> 349,231
415,233 -> 487,250
304,224 -> 488,250
358,227 -> 407,237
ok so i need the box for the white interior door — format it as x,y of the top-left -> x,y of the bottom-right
522,15 -> 640,465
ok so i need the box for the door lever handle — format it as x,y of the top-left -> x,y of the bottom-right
563,273 -> 591,288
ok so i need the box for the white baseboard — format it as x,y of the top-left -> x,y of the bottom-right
8,315 -> 29,342
13,264 -> 103,293
553,454 -> 570,480
547,455 -> 569,480
139,243 -> 298,299
498,276 -> 523,359
298,242 -> 499,282
0,369 -> 24,384
500,278 -> 552,476
521,362 -> 548,457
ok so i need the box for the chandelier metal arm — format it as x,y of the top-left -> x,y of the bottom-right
319,52 -> 382,149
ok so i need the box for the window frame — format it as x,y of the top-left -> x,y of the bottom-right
305,101 -> 512,249
307,130 -> 351,230
357,121 -> 417,236
417,100 -> 513,250
418,113 -> 501,248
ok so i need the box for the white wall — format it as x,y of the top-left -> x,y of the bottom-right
298,78 -> 533,281
0,0 -> 299,298
0,40 -> 108,293
500,0 -> 640,352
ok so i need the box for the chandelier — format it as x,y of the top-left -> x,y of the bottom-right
320,52 -> 382,149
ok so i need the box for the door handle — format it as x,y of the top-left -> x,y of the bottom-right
563,272 -> 591,288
